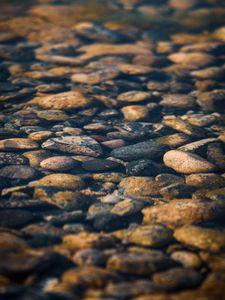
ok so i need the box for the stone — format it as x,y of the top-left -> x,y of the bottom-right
111,140 -> 168,161
28,131 -> 53,141
163,150 -> 216,174
62,266 -> 119,288
23,150 -> 51,167
34,187 -> 89,210
191,67 -> 225,80
71,67 -> 120,84
163,116 -> 205,137
127,225 -> 173,248
119,176 -> 160,197
152,267 -> 203,291
0,165 -> 38,180
82,159 -> 121,172
171,251 -> 202,269
0,232 -> 27,251
185,173 -> 225,188
121,105 -> 149,121
30,174 -> 85,190
117,91 -> 151,102
206,188 -> 225,201
0,209 -> 34,228
63,232 -> 117,250
91,172 -> 125,183
105,280 -> 158,299
155,174 -> 185,188
174,225 -> 225,253
101,139 -> 126,149
126,159 -> 162,176
72,249 -> 106,266
142,199 -> 225,228
0,138 -> 38,151
159,183 -> 196,200
156,133 -> 190,148
40,156 -> 77,171
160,94 -> 196,109
111,198 -> 145,216
107,251 -> 176,275
197,90 -> 225,112
32,91 -> 91,110
168,52 -> 215,68
42,136 -> 102,157
0,153 -> 28,167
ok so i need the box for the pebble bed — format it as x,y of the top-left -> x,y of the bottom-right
0,0 -> 225,299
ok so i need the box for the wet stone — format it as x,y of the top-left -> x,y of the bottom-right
170,251 -> 202,269
174,225 -> 225,253
40,156 -> 78,171
34,187 -> 90,210
159,183 -> 196,200
0,165 -> 39,181
117,91 -> 151,103
0,138 -> 38,151
160,94 -> 196,109
63,232 -> 118,250
72,249 -> 106,266
142,199 -> 225,228
32,91 -> 92,110
121,105 -> 149,121
163,150 -> 216,174
30,173 -> 85,191
111,198 -> 145,216
126,159 -> 162,176
126,225 -> 173,248
111,140 -> 169,161
42,135 -> 103,157
71,67 -> 120,85
152,267 -> 203,292
107,251 -> 176,275
119,176 -> 160,197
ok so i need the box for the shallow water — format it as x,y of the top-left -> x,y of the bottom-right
0,0 -> 225,299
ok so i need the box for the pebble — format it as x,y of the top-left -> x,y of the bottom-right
32,91 -> 91,110
82,159 -> 121,172
42,135 -> 103,157
197,90 -> 225,112
170,251 -> 202,269
127,225 -> 173,248
62,266 -> 119,288
0,232 -> 27,251
174,225 -> 225,253
0,138 -> 38,151
107,251 -> 176,275
23,150 -> 51,167
111,140 -> 168,161
40,156 -> 77,171
163,150 -> 216,174
101,139 -> 126,149
71,67 -> 120,84
168,52 -> 215,68
0,165 -> 38,180
152,267 -> 203,291
34,187 -> 89,210
119,176 -> 160,197
185,173 -> 225,188
159,183 -> 196,200
111,198 -> 145,216
121,105 -> 149,121
160,94 -> 196,109
117,91 -> 151,102
142,199 -> 225,228
126,159 -> 162,176
63,232 -> 117,250
72,249 -> 106,266
30,173 -> 85,190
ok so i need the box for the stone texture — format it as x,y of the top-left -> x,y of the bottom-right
163,150 -> 216,174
